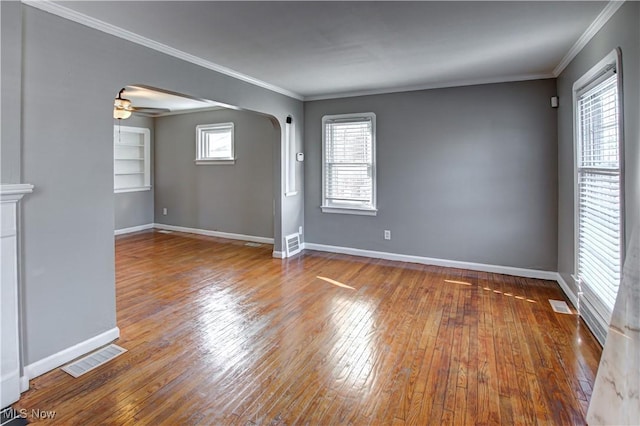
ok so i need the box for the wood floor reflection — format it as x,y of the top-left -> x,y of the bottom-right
16,231 -> 601,425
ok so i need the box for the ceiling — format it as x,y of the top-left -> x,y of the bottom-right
54,1 -> 608,100
120,85 -> 225,116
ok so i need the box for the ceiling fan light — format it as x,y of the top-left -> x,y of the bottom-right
114,88 -> 133,119
113,107 -> 132,119
114,97 -> 132,110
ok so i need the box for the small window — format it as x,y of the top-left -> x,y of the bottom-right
114,125 -> 151,193
195,122 -> 235,164
322,113 -> 377,215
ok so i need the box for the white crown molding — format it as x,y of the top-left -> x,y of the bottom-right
21,0 -> 304,101
22,0 -> 623,103
304,73 -> 554,102
553,1 -> 626,76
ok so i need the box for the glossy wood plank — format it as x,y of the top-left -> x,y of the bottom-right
15,231 -> 601,425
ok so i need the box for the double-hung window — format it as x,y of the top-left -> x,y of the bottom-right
322,113 -> 377,215
573,49 -> 624,345
195,122 -> 235,164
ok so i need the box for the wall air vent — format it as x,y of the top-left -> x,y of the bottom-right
284,233 -> 302,257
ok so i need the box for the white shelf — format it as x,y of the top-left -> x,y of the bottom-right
115,186 -> 151,194
115,143 -> 144,147
114,126 -> 151,193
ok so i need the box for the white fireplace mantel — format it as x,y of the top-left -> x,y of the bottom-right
1,183 -> 33,408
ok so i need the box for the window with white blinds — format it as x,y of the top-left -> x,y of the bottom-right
321,113 -> 377,215
574,51 -> 623,344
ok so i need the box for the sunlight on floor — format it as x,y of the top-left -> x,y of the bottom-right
479,285 -> 537,303
317,276 -> 356,290
197,288 -> 253,370
328,296 -> 377,395
444,279 -> 472,286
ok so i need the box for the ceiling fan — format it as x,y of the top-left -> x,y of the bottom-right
113,88 -> 170,119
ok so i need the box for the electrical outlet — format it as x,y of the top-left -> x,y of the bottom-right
299,226 -> 303,235
384,230 -> 391,240
162,207 -> 168,216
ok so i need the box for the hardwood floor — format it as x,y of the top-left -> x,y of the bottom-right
16,231 -> 601,425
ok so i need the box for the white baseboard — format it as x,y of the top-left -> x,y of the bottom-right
555,273 -> 579,309
23,327 -> 120,384
20,375 -> 29,392
153,223 -> 274,244
272,250 -> 285,259
114,223 -> 154,235
304,242 -> 558,281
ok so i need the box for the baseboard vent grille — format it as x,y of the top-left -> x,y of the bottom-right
549,299 -> 573,314
285,233 -> 302,257
157,230 -> 173,234
244,242 -> 262,247
61,344 -> 127,378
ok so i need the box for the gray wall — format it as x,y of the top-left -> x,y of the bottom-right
155,109 -> 276,238
17,5 -> 302,366
114,115 -> 155,230
305,79 -> 558,271
557,1 -> 640,295
1,1 -> 22,184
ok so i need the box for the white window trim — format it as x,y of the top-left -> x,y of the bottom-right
572,48 -> 625,344
321,112 -> 377,216
195,122 -> 235,165
284,116 -> 298,197
114,125 -> 151,193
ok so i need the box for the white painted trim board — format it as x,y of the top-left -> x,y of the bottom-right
555,273 -> 580,309
553,1 -> 626,76
0,184 -> 35,197
304,243 -> 582,311
114,223 -> 154,235
153,223 -> 274,245
23,327 -> 120,383
304,242 -> 558,281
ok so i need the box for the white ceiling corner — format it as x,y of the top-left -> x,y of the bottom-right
25,1 -> 617,101
21,0 -> 304,100
552,0 -> 626,77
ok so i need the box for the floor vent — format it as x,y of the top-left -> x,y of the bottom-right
549,299 -> 573,314
157,230 -> 173,234
61,344 -> 127,378
244,242 -> 262,247
285,233 -> 302,257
